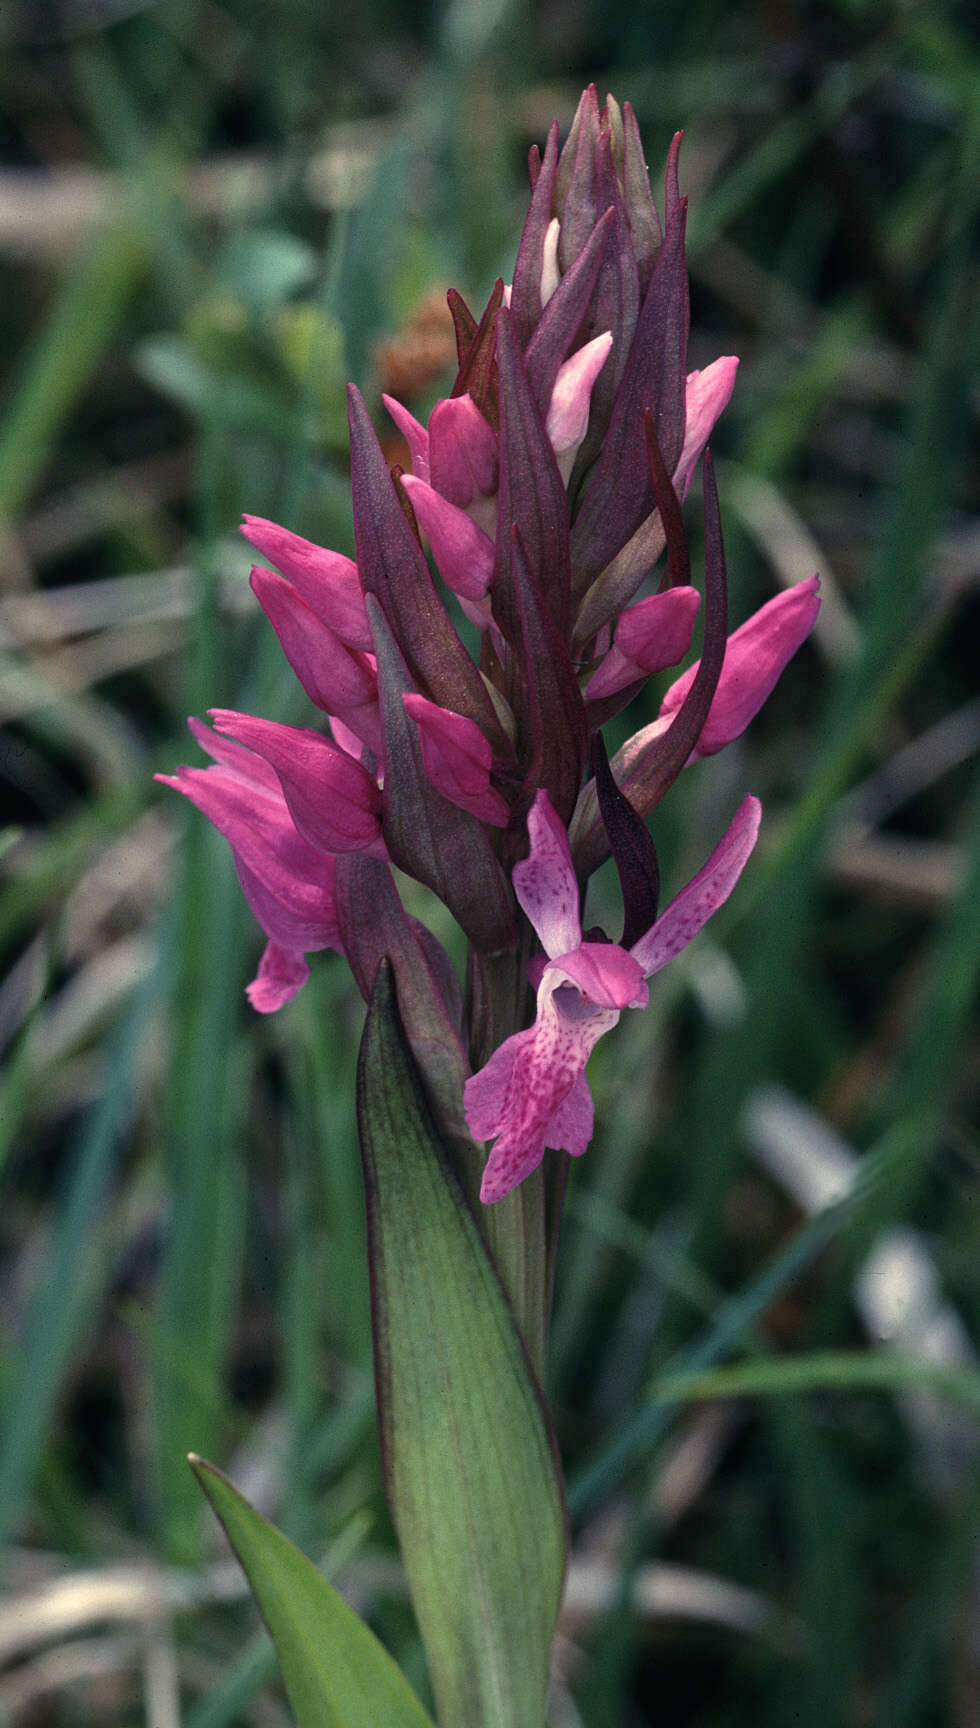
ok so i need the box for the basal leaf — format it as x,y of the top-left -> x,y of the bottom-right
191,1457 -> 435,1728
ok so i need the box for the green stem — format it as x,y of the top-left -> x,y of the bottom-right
467,939 -> 550,1383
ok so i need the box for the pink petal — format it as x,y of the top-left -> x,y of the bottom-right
586,586 -> 701,699
240,517 -> 372,650
630,794 -> 762,976
250,566 -> 378,714
661,575 -> 821,758
328,714 -> 373,765
545,332 -> 613,456
428,395 -> 498,506
547,1071 -> 594,1157
382,395 -> 430,481
246,941 -> 310,1012
674,356 -> 740,499
551,943 -> 649,1011
402,692 -> 509,826
399,475 -> 496,601
512,790 -> 582,958
463,1024 -> 536,1142
209,709 -> 382,852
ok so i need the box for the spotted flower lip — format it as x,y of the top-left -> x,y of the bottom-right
465,789 -> 761,1203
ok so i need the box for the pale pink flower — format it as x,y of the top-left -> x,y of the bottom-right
465,790 -> 761,1202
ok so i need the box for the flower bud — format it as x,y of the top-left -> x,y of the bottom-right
660,575 -> 821,758
240,516 -> 372,651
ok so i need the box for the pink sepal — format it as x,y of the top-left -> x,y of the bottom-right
209,709 -> 382,853
630,795 -> 761,976
246,942 -> 310,1012
545,331 -> 613,457
661,575 -> 821,758
402,692 -> 509,826
512,790 -> 582,958
399,475 -> 496,601
382,396 -> 430,481
240,516 -> 372,650
427,394 -> 498,506
586,586 -> 701,699
594,358 -> 740,603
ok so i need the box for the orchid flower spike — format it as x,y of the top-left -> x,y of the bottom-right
465,790 -> 761,1203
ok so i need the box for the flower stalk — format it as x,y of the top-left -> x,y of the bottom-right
166,87 -> 820,1725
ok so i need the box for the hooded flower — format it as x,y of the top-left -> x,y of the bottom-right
465,789 -> 761,1202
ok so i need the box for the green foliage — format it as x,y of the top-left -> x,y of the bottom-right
192,1457 -> 435,1726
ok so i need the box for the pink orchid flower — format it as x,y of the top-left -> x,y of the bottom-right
465,789 -> 761,1203
155,719 -> 344,1014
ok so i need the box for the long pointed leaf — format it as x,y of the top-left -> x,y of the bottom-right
191,1458 -> 435,1728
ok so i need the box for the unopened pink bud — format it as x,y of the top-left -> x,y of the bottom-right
427,394 -> 498,507
586,585 -> 700,699
402,692 -> 509,827
546,333 -> 613,477
249,566 -> 375,712
249,567 -> 383,756
209,710 -> 382,854
399,474 -> 496,602
382,396 -> 430,481
240,516 -> 372,651
660,574 -> 821,758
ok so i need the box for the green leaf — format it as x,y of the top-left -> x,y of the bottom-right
190,1457 -> 435,1728
357,961 -> 567,1728
653,1350 -> 980,1411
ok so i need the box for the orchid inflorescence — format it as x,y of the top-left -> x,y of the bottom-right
160,87 -> 819,1206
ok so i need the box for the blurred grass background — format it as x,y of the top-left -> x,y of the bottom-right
0,0 -> 978,1722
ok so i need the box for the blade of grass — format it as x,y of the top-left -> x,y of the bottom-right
0,229 -> 144,529
0,963 -> 156,1565
654,1350 -> 980,1410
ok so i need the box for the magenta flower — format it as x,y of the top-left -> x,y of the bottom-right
465,790 -> 760,1202
156,720 -> 344,1012
160,86 -> 819,1202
